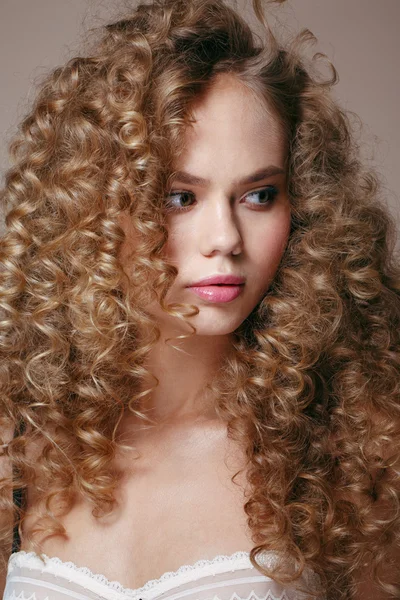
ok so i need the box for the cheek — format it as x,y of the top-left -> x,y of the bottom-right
250,211 -> 291,278
162,223 -> 192,265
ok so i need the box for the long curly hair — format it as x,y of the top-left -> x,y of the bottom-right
1,1 -> 399,598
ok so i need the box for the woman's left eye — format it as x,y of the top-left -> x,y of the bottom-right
243,186 -> 279,207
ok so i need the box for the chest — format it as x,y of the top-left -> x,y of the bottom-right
20,421 -> 254,591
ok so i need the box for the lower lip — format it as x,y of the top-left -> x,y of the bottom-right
188,284 -> 244,303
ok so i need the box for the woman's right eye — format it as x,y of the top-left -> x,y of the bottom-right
165,191 -> 196,212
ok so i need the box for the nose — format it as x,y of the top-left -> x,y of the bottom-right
199,195 -> 243,257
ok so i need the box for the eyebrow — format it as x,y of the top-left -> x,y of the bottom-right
170,165 -> 286,187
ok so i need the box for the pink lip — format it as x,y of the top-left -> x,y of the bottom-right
188,284 -> 244,303
189,274 -> 245,286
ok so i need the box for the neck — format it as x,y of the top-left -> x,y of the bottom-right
138,330 -> 233,426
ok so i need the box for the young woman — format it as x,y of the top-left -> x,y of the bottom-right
0,1 -> 399,599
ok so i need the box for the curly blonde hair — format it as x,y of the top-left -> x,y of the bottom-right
1,1 -> 399,598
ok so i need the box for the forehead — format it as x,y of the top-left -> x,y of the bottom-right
176,75 -> 286,171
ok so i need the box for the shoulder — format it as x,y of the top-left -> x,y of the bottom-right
0,423 -> 13,477
0,423 -> 14,597
0,422 -> 14,495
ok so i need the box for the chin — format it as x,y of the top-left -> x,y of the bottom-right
191,324 -> 239,337
148,299 -> 254,338
185,312 -> 248,337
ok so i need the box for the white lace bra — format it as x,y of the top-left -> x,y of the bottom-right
4,549 -> 325,600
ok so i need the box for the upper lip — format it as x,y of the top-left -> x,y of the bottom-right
188,274 -> 246,286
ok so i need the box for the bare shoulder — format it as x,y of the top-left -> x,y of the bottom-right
0,423 -> 14,598
0,423 -> 13,481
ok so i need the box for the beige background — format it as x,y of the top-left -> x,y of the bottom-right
1,0 -> 399,240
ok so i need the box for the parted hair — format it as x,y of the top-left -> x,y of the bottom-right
1,1 -> 399,598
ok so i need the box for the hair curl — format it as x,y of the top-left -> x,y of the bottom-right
1,1 -> 400,598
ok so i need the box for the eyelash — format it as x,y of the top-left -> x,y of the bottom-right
165,186 -> 280,213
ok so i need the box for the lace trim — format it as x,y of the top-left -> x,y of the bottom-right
4,592 -> 39,600
209,594 -> 289,600
8,549 -> 267,599
3,588 -> 290,600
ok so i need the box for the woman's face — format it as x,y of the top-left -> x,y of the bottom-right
123,74 -> 291,337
